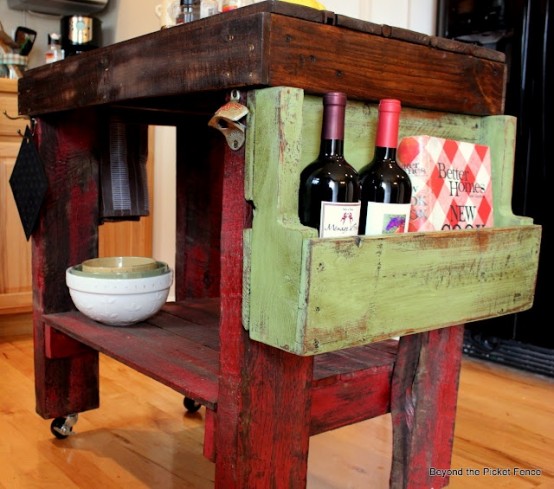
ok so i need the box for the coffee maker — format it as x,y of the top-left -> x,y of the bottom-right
60,15 -> 102,56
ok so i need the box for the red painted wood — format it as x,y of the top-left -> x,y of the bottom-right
213,127 -> 314,488
43,303 -> 220,409
32,111 -> 101,419
310,343 -> 397,435
390,326 -> 464,489
44,325 -> 93,359
203,408 -> 216,462
175,113 -> 225,301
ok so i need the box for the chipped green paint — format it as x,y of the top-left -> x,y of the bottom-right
244,87 -> 541,356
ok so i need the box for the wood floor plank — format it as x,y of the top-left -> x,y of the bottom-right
1,333 -> 553,488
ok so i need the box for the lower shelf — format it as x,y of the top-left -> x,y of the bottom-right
43,298 -> 399,433
43,299 -> 222,409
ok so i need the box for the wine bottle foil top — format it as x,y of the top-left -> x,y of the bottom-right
379,99 -> 401,113
323,92 -> 347,106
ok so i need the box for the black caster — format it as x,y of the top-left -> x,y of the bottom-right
183,397 -> 202,413
50,414 -> 78,439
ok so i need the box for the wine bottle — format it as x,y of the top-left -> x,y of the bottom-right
298,92 -> 361,238
359,99 -> 412,235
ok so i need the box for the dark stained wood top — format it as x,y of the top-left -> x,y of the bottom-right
18,0 -> 506,117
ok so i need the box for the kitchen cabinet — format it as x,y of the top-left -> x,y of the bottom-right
17,2 -> 541,487
0,78 -> 31,315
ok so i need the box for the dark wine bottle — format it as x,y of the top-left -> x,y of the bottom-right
298,92 -> 361,237
359,99 -> 412,235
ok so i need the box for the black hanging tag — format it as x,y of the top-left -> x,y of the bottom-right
9,126 -> 48,241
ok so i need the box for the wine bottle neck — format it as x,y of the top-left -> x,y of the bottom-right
373,146 -> 397,161
321,93 -> 346,142
320,139 -> 344,157
375,100 -> 400,149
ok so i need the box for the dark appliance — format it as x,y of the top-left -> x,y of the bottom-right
61,15 -> 102,56
438,0 -> 553,377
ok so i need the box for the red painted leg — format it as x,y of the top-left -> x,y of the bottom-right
32,111 -> 101,419
212,119 -> 313,487
216,337 -> 313,489
390,325 -> 464,489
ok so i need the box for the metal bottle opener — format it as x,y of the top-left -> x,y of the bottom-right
208,90 -> 249,150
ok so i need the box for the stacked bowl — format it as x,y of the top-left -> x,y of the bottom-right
66,257 -> 173,326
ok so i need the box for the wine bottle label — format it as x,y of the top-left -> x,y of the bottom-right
364,202 -> 410,236
319,202 -> 361,238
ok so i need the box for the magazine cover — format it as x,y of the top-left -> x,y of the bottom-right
397,135 -> 494,232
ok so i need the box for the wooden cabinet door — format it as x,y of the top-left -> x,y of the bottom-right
0,148 -> 33,314
0,79 -> 32,314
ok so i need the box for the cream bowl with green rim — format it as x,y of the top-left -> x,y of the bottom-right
81,256 -> 158,274
69,261 -> 169,280
66,265 -> 173,326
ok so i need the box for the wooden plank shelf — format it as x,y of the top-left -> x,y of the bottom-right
43,300 -> 221,409
43,298 -> 400,426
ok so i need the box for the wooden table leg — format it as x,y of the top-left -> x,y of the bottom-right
32,111 -> 101,419
390,325 -> 464,489
212,129 -> 313,488
216,338 -> 313,488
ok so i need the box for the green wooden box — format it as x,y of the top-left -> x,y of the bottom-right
242,87 -> 541,356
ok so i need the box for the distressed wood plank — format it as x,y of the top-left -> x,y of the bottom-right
213,116 -> 314,488
298,225 -> 540,354
19,3 -> 504,117
32,110 -> 101,419
310,342 -> 398,435
390,326 -> 464,488
175,115 -> 225,301
43,302 -> 221,409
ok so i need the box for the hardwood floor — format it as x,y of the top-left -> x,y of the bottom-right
1,331 -> 553,488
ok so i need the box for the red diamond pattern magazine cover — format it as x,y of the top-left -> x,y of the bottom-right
397,135 -> 494,232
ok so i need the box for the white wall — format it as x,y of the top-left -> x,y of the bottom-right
324,0 -> 437,35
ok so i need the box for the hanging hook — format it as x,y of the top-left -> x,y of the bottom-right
3,110 -> 29,121
3,111 -> 35,138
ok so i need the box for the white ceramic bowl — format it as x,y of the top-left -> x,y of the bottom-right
66,266 -> 173,326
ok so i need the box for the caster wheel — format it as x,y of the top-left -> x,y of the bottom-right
50,414 -> 78,439
183,397 -> 202,413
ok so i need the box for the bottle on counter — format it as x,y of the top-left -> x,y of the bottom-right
359,99 -> 412,235
298,92 -> 361,238
45,33 -> 64,64
174,0 -> 201,23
